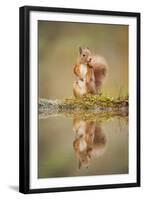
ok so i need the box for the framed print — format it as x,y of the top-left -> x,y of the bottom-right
19,6 -> 140,194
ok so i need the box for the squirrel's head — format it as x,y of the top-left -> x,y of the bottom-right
79,47 -> 92,64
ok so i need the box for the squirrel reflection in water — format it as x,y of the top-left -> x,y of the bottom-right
73,118 -> 107,169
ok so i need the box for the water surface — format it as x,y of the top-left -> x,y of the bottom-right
38,114 -> 128,178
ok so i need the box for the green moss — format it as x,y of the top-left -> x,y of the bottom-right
64,94 -> 128,110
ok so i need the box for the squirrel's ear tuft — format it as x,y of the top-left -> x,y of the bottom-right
79,47 -> 82,54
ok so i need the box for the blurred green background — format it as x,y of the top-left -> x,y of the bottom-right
38,21 -> 128,99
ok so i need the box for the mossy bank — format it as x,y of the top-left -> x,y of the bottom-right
39,94 -> 128,119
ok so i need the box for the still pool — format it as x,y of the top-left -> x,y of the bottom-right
38,113 -> 128,178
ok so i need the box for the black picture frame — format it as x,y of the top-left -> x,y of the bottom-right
19,6 -> 141,194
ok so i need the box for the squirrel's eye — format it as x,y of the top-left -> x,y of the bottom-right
83,54 -> 85,57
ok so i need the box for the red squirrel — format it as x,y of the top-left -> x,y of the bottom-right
73,47 -> 108,97
73,118 -> 106,168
